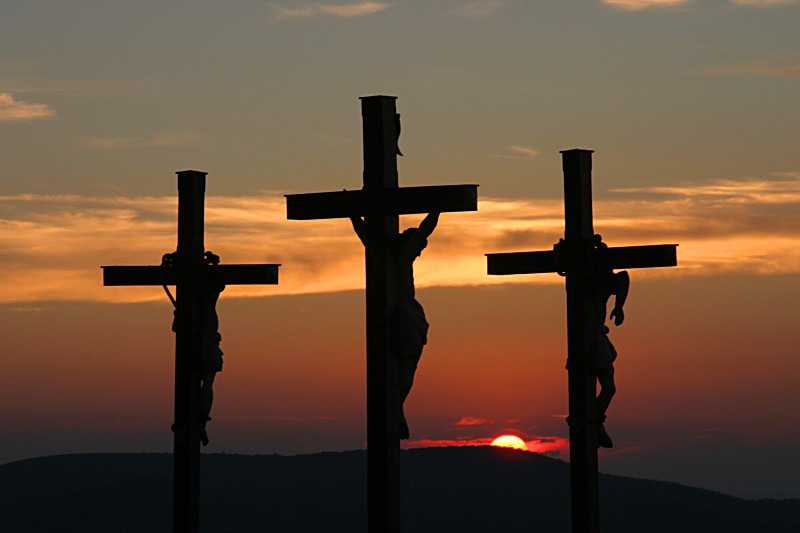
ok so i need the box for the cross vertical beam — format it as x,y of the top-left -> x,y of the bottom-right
286,95 -> 478,532
102,171 -> 280,533
173,170 -> 206,533
361,96 -> 401,533
561,150 -> 600,532
486,150 -> 677,533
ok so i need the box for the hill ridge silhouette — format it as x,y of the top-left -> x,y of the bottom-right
1,446 -> 797,532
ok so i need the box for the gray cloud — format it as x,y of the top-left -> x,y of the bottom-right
450,1 -> 511,19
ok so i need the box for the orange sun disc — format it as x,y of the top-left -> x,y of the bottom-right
490,435 -> 529,451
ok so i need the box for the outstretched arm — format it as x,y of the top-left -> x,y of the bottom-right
609,270 -> 630,326
418,212 -> 439,240
403,212 -> 440,256
350,216 -> 367,246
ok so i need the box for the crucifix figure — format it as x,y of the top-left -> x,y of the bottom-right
486,150 -> 677,533
351,211 -> 439,439
163,249 -> 227,447
286,95 -> 478,533
574,233 -> 630,448
102,171 -> 280,533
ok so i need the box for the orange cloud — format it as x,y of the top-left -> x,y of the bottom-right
0,93 -> 55,122
2,171 -> 800,304
731,0 -> 800,5
525,436 -> 569,456
270,2 -> 393,20
603,0 -> 690,10
404,438 -> 495,449
84,130 -> 202,150
508,145 -> 540,158
704,63 -> 800,80
319,1 -> 392,17
454,416 -> 494,426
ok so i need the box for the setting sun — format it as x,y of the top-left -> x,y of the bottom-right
490,435 -> 529,451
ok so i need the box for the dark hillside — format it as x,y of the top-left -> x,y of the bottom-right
1,447 -> 798,532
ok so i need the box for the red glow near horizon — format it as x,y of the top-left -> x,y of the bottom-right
404,437 -> 495,449
405,434 -> 570,458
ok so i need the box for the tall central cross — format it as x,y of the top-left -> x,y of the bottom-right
286,95 -> 478,532
486,150 -> 677,533
102,171 -> 280,533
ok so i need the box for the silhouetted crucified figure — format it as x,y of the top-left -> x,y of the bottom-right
103,169 -> 280,533
197,277 -> 225,447
351,212 -> 439,439
486,149 -> 677,533
552,234 -> 629,448
286,96 -> 478,532
164,250 -> 225,447
586,235 -> 629,448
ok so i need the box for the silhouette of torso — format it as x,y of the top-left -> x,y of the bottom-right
395,231 -> 429,349
201,281 -> 225,373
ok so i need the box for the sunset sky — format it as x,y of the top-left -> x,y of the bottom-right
2,0 -> 799,500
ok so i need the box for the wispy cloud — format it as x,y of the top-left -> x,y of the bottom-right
0,93 -> 55,122
608,0 -> 800,9
525,436 -> 570,456
2,172 -> 800,304
490,145 -> 540,160
604,174 -> 800,275
405,437 -> 495,448
731,0 -> 800,5
704,63 -> 800,80
451,0 -> 511,19
272,6 -> 315,19
603,0 -> 690,10
319,1 -> 392,16
610,174 -> 800,204
455,416 -> 494,426
222,415 -> 338,422
509,145 -> 539,158
84,130 -> 201,150
270,2 -> 393,20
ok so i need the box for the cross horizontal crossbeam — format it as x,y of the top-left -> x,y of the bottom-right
102,264 -> 280,286
286,184 -> 478,220
487,244 -> 677,276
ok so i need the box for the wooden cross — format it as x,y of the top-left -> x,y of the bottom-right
102,171 -> 280,533
286,95 -> 478,533
486,150 -> 677,533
